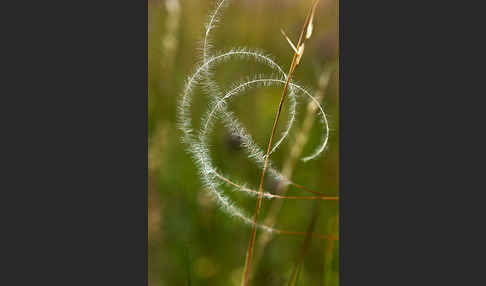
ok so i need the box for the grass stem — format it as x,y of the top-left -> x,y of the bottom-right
242,1 -> 321,285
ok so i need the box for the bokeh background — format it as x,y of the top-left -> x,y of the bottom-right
148,0 -> 339,285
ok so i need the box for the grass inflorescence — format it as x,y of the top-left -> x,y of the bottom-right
175,0 -> 338,284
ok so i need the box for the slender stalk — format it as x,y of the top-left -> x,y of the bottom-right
323,215 -> 339,286
251,67 -> 335,276
161,0 -> 181,72
242,2 -> 320,285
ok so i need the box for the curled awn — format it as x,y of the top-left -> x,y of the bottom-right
177,0 -> 330,232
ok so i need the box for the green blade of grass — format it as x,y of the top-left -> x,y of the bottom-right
183,246 -> 192,286
323,215 -> 339,286
288,262 -> 304,286
288,203 -> 320,286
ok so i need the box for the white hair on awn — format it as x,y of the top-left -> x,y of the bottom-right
177,0 -> 330,231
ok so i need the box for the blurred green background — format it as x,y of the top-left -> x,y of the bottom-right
148,0 -> 339,285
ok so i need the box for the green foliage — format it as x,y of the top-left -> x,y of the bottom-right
288,262 -> 303,286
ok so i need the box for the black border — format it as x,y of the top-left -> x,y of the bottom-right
339,0 -> 480,284
7,1 -> 149,284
